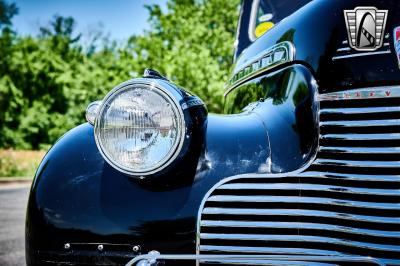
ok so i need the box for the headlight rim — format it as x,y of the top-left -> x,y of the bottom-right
94,78 -> 187,178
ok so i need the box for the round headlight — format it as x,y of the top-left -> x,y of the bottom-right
94,80 -> 185,177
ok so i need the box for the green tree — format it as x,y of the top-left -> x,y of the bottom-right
0,15 -> 85,149
0,0 -> 240,149
125,0 -> 240,112
0,0 -> 19,148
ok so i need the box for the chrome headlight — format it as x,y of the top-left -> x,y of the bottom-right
94,80 -> 186,177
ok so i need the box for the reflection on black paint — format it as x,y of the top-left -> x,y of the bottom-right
225,65 -> 319,172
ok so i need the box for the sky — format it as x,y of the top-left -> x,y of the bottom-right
11,0 -> 167,41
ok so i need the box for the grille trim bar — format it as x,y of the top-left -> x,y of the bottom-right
313,159 -> 400,168
202,208 -> 399,224
216,183 -> 400,196
320,119 -> 400,127
198,260 -> 333,265
319,146 -> 400,154
201,221 -> 400,238
207,195 -> 399,210
296,171 -> 400,182
320,133 -> 400,141
331,50 -> 391,61
199,245 -> 344,255
200,233 -> 399,252
320,106 -> 400,115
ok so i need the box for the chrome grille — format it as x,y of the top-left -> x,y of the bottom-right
198,87 -> 400,265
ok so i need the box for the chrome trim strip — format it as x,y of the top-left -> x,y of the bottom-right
207,195 -> 398,210
314,159 -> 400,168
320,133 -> 400,141
319,146 -> 400,154
200,233 -> 399,252
332,50 -> 391,60
336,47 -> 351,52
224,41 -> 296,96
320,106 -> 400,115
297,171 -> 400,182
341,34 -> 388,45
336,42 -> 389,53
200,221 -> 400,239
317,86 -> 400,101
215,183 -> 399,197
198,260 -> 332,265
125,254 -> 386,266
202,208 -> 399,224
199,245 -> 343,255
320,119 -> 400,127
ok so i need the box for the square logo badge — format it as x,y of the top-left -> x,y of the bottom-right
344,7 -> 388,51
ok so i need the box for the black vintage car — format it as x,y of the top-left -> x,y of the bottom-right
25,0 -> 400,265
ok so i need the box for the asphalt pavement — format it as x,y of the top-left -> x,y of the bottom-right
0,184 -> 31,266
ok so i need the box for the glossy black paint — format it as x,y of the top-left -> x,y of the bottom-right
234,0 -> 400,93
25,111 -> 272,264
26,0 -> 400,265
225,64 -> 319,172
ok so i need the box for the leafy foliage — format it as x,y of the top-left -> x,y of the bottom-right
130,0 -> 239,111
0,0 -> 17,27
0,0 -> 240,149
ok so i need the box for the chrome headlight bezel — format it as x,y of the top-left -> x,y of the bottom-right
93,79 -> 186,178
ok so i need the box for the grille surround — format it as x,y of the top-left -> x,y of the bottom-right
197,86 -> 400,265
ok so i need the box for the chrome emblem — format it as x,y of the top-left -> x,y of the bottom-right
225,41 -> 295,95
318,87 -> 400,101
394,26 -> 400,68
344,7 -> 388,51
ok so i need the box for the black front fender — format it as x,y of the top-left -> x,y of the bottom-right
26,113 -> 271,265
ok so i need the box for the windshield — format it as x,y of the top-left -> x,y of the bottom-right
249,0 -> 312,40
234,0 -> 312,61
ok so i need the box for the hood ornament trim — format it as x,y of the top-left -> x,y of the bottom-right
224,41 -> 295,96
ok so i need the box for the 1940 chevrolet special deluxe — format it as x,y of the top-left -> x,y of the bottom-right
25,0 -> 400,265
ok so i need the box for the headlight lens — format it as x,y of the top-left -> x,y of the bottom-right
94,81 -> 185,176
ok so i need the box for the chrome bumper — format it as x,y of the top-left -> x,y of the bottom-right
126,252 -> 386,266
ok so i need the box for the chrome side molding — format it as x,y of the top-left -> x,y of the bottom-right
225,41 -> 296,96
